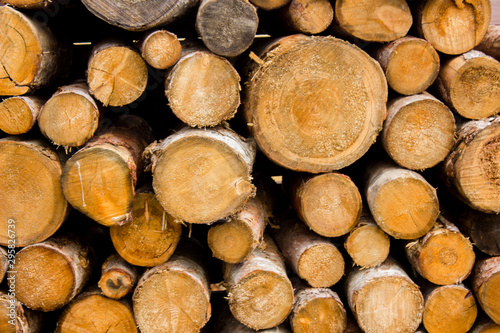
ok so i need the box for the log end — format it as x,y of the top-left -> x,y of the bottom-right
298,243 -> 344,288
208,220 -> 255,263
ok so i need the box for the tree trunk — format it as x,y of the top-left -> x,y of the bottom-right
0,291 -> 44,333
62,115 -> 153,227
455,207 -> 500,256
109,186 -> 182,266
98,253 -> 138,300
381,92 -> 456,171
475,25 -> 500,61
442,115 -> 500,214
345,257 -> 424,333
277,0 -> 334,35
0,96 -> 44,135
243,34 -> 387,172
224,235 -> 294,330
145,126 -> 255,224
139,30 -> 182,70
472,256 -> 500,325
374,36 -> 440,95
0,138 -> 68,247
286,172 -> 362,237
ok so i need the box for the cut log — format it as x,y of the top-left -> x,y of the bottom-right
475,25 -> 500,61
0,96 -> 44,135
344,316 -> 363,333
2,0 -> 49,8
344,209 -> 390,269
287,172 -> 362,237
14,234 -> 93,312
248,0 -> 289,11
334,0 -> 412,42
38,83 -> 101,148
278,0 -> 333,35
442,115 -> 500,214
109,187 -> 182,267
165,50 -> 241,127
422,283 -> 477,333
436,50 -> 500,120
87,42 -> 148,107
0,138 -> 68,247
0,291 -> 44,333
406,215 -> 475,285
374,36 -> 440,95
145,126 -> 255,224
345,257 -> 424,333
139,30 -> 182,70
472,256 -> 500,325
365,161 -> 439,239
224,235 -> 294,330
62,115 -> 153,226
469,316 -> 500,333
381,92 -> 456,171
272,214 -> 344,288
0,247 -> 8,283
0,6 -> 66,95
56,290 -> 137,333
415,0 -> 491,55
133,240 -> 211,333
244,34 -> 387,172
216,307 -> 292,332
98,253 -> 138,299
455,207 -> 500,256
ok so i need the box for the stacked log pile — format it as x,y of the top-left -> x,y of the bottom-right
0,0 -> 499,332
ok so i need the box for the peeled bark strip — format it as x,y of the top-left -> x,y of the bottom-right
165,50 -> 241,127
0,291 -> 44,333
469,316 -> 500,333
38,83 -> 101,148
279,0 -> 333,35
334,0 -> 412,42
422,283 -> 477,333
288,172 -> 362,237
345,257 -> 424,333
56,291 -> 137,333
110,187 -> 182,267
0,96 -> 44,135
272,215 -> 344,288
196,0 -> 258,57
62,115 -> 153,226
0,138 -> 68,247
224,235 -> 294,330
140,30 -> 182,70
436,50 -> 500,120
475,25 -> 500,61
87,43 -> 148,107
344,209 -> 390,269
14,235 -> 92,312
98,253 -> 138,299
248,0 -> 289,10
381,93 -> 456,171
374,36 -> 440,95
443,115 -> 500,214
456,207 -> 500,256
472,257 -> 500,325
0,247 -> 7,283
416,0 -> 491,55
145,126 -> 255,224
244,34 -> 387,172
366,161 -> 439,239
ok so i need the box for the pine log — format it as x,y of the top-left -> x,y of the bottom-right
472,256 -> 500,325
272,214 -> 344,288
287,172 -> 362,237
334,0 -> 412,42
365,161 -> 439,239
133,240 -> 211,333
14,234 -> 92,312
422,283 -> 477,333
0,247 -> 8,283
381,92 -> 456,171
277,0 -> 333,35
436,50 -> 500,120
374,36 -> 440,95
0,96 -> 44,135
165,50 -> 241,127
87,42 -> 148,107
56,291 -> 137,333
475,25 -> 500,61
38,83 -> 101,148
0,291 -> 44,333
139,30 -> 182,70
443,115 -> 500,214
145,126 -> 255,224
415,0 -> 491,55
469,316 -> 500,333
109,187 -> 182,266
406,215 -> 475,285
0,138 -> 68,247
344,209 -> 390,269
62,115 -> 153,226
224,235 -> 294,330
98,253 -> 138,299
345,257 -> 424,333
248,0 -> 289,10
244,34 -> 387,172
455,207 -> 500,256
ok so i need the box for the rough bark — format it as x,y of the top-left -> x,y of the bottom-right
0,96 -> 44,135
139,30 -> 182,70
472,256 -> 500,325
98,253 -> 138,299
